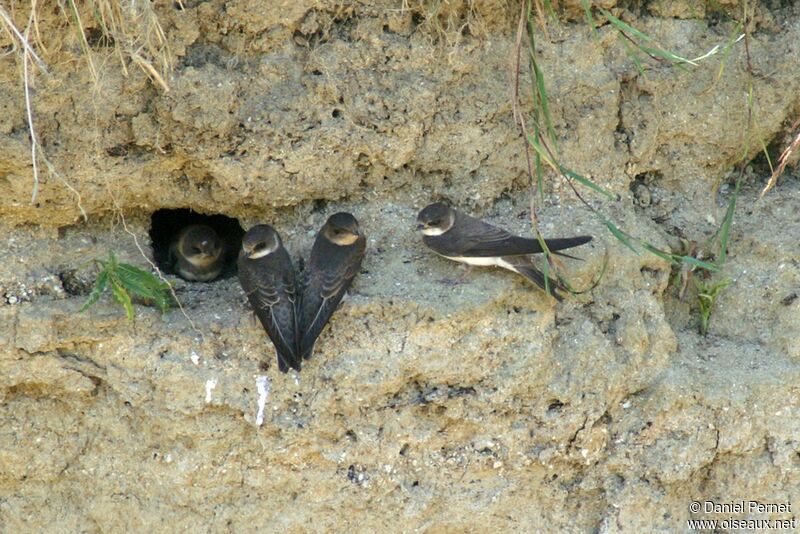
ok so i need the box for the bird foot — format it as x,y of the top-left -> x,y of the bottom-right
438,277 -> 467,286
437,266 -> 472,286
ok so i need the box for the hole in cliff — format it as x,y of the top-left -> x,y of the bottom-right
149,208 -> 244,282
547,399 -> 565,414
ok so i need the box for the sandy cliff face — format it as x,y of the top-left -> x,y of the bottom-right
1,1 -> 799,531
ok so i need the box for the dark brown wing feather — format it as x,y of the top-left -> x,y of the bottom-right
238,249 -> 299,372
457,213 -> 591,257
425,212 -> 591,258
502,256 -> 565,301
298,236 -> 365,360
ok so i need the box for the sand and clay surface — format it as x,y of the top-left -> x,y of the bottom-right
1,1 -> 799,531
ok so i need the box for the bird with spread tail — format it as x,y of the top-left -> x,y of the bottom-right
170,224 -> 225,282
298,212 -> 366,360
237,224 -> 300,373
416,202 -> 592,300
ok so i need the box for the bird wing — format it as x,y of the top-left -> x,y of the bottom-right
299,244 -> 364,359
458,215 -> 592,258
242,268 -> 299,372
501,256 -> 566,301
456,215 -> 543,257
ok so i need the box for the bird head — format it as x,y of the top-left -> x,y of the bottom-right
241,224 -> 280,259
416,202 -> 455,236
181,225 -> 223,266
323,212 -> 362,246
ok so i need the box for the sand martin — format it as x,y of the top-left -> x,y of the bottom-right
416,202 -> 592,300
238,224 -> 300,373
169,224 -> 225,282
298,212 -> 366,360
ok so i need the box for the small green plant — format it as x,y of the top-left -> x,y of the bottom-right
582,2 -> 698,72
694,278 -> 732,335
513,1 -> 718,297
515,1 -> 770,333
80,252 -> 175,321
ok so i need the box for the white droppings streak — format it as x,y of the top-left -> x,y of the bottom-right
191,351 -> 200,365
255,376 -> 271,427
205,379 -> 217,403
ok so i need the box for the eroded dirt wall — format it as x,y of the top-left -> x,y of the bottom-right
1,1 -> 799,531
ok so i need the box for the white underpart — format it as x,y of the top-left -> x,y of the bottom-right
255,375 -> 271,427
177,265 -> 220,281
421,227 -> 446,236
443,255 -> 520,273
248,247 -> 274,259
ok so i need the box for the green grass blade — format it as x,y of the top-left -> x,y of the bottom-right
79,268 -> 109,312
604,219 -> 638,253
581,0 -> 599,40
710,22 -> 743,85
640,242 -> 677,263
679,255 -> 720,272
717,175 -> 740,266
531,57 -> 557,146
541,255 -> 552,297
527,135 -> 559,169
638,44 -> 695,68
620,36 -> 645,75
599,8 -> 653,43
562,168 -> 616,199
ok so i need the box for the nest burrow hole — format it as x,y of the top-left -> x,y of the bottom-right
149,208 -> 245,281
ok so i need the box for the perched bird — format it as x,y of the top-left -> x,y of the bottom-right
237,224 -> 300,373
298,212 -> 366,360
169,224 -> 225,282
416,202 -> 592,300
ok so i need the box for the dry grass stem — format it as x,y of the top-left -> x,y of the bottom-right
22,22 -> 40,204
0,4 -> 49,73
760,119 -> 800,198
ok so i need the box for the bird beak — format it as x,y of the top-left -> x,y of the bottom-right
416,223 -> 424,231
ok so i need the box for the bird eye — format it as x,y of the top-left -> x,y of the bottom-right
191,246 -> 202,254
254,243 -> 266,251
430,219 -> 440,225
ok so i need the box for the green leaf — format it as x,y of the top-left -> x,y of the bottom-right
116,262 -> 175,313
116,263 -> 169,295
110,277 -> 135,322
79,267 -> 109,312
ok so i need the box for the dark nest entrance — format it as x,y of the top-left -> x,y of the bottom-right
149,208 -> 245,281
